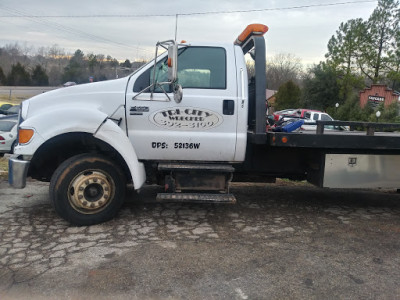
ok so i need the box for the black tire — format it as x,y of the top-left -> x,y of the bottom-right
49,153 -> 126,226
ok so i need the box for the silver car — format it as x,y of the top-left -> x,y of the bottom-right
0,118 -> 18,157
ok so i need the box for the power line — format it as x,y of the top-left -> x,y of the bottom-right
0,5 -> 153,54
0,1 -> 378,18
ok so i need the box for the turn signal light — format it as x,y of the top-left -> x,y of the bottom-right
19,128 -> 34,144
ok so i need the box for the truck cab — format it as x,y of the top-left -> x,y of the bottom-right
125,43 -> 248,162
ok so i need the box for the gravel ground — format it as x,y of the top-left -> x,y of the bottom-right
1,180 -> 400,299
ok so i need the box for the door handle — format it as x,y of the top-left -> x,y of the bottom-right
223,100 -> 235,115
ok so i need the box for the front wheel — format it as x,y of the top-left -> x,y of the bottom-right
49,154 -> 126,225
10,140 -> 16,154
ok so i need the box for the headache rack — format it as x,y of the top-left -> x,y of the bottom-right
267,120 -> 400,150
315,120 -> 400,136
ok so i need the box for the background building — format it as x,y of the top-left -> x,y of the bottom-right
360,84 -> 400,108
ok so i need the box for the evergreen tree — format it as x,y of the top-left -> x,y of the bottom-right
387,30 -> 400,89
121,59 -> 132,68
31,65 -> 49,86
7,62 -> 31,86
0,66 -> 5,85
358,0 -> 399,83
325,19 -> 365,99
87,53 -> 98,73
62,49 -> 88,83
275,80 -> 302,110
302,62 -> 340,111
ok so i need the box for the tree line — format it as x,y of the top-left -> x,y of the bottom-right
0,43 -> 145,86
273,0 -> 400,122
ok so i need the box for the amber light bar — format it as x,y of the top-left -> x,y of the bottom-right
234,24 -> 269,46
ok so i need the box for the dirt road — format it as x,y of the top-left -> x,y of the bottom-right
1,180 -> 400,299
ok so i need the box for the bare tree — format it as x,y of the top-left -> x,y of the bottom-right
266,53 -> 303,90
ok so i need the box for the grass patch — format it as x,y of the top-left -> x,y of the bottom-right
0,156 -> 8,179
0,95 -> 25,105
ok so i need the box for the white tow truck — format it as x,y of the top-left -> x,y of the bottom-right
9,24 -> 400,225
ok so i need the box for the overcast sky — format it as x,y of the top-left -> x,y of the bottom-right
0,0 -> 378,65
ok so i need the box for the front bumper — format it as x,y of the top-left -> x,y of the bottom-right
8,155 -> 30,188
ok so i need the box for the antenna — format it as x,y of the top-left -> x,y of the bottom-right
175,14 -> 178,41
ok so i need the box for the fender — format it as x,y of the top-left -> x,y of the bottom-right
94,119 -> 146,190
17,105 -> 146,190
16,105 -> 108,156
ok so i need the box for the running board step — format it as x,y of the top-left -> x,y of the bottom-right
158,163 -> 234,173
156,193 -> 236,204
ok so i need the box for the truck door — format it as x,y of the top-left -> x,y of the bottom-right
125,46 -> 239,162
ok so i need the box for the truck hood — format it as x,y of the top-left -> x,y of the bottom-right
23,77 -> 130,119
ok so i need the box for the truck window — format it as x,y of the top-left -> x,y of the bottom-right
177,47 -> 226,89
133,47 -> 226,93
321,114 -> 333,121
313,113 -> 319,121
133,57 -> 172,93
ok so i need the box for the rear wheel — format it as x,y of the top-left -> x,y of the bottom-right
49,154 -> 126,225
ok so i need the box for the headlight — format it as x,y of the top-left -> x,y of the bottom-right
20,100 -> 29,121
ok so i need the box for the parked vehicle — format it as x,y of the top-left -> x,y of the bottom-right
301,111 -> 348,131
3,105 -> 20,116
273,108 -> 324,122
273,109 -> 345,131
0,117 -> 18,157
63,81 -> 77,87
272,109 -> 298,121
9,24 -> 400,225
0,103 -> 13,116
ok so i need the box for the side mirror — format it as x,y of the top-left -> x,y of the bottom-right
174,84 -> 183,103
167,44 -> 178,82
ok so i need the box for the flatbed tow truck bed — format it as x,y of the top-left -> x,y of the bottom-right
243,120 -> 400,189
